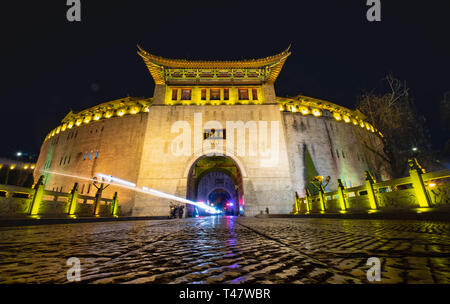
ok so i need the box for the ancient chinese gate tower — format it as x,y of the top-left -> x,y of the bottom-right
35,46 -> 390,216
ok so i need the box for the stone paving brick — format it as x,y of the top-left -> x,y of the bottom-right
0,217 -> 448,283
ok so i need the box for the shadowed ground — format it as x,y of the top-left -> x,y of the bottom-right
0,217 -> 448,283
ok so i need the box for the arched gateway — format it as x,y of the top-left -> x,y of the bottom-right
186,156 -> 244,216
35,46 -> 391,217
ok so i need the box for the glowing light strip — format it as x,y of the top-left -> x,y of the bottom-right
40,170 -> 221,214
141,186 -> 220,214
97,173 -> 136,187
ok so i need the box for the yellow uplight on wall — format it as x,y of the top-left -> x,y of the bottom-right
61,124 -> 67,131
83,116 -> 92,124
312,109 -> 322,117
343,115 -> 350,123
56,126 -> 61,134
105,111 -> 113,118
130,106 -> 140,114
10,165 -> 15,170
93,113 -> 102,121
68,122 -> 74,129
30,165 -> 35,170
333,112 -> 341,121
24,165 -> 29,170
360,121 -> 365,128
75,119 -> 83,126
117,109 -> 125,116
300,107 -> 309,115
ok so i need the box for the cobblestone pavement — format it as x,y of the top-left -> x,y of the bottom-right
0,217 -> 448,283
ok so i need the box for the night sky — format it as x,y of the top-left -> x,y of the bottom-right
1,0 -> 449,160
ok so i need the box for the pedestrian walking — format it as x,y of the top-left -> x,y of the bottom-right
178,204 -> 185,218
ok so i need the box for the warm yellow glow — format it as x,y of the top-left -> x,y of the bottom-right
130,106 -> 140,114
312,109 -> 322,117
370,125 -> 375,132
23,165 -> 29,169
279,105 -> 285,111
105,111 -> 113,118
291,106 -> 297,113
143,106 -> 150,112
61,124 -> 67,132
56,127 -> 61,134
360,121 -> 365,128
10,165 -> 15,170
117,109 -> 125,116
68,121 -> 74,129
365,123 -> 371,130
51,130 -> 56,136
30,165 -> 35,170
343,115 -> 350,123
352,119 -> 358,125
75,119 -> 82,126
93,113 -> 102,121
333,112 -> 341,121
300,107 -> 309,115
83,116 -> 92,124
428,183 -> 436,188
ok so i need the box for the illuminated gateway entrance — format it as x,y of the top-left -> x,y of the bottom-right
35,45 -> 390,217
187,156 -> 244,216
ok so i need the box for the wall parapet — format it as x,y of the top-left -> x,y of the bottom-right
44,97 -> 152,143
278,95 -> 382,138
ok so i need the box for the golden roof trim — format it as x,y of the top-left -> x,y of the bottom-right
137,45 -> 291,68
137,45 -> 291,85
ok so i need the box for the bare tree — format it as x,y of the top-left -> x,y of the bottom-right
357,74 -> 432,177
440,91 -> 450,133
439,91 -> 450,164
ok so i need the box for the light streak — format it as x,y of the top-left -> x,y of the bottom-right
39,170 -> 221,214
97,173 -> 136,187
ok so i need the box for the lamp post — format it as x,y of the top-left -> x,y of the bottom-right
92,176 -> 110,216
